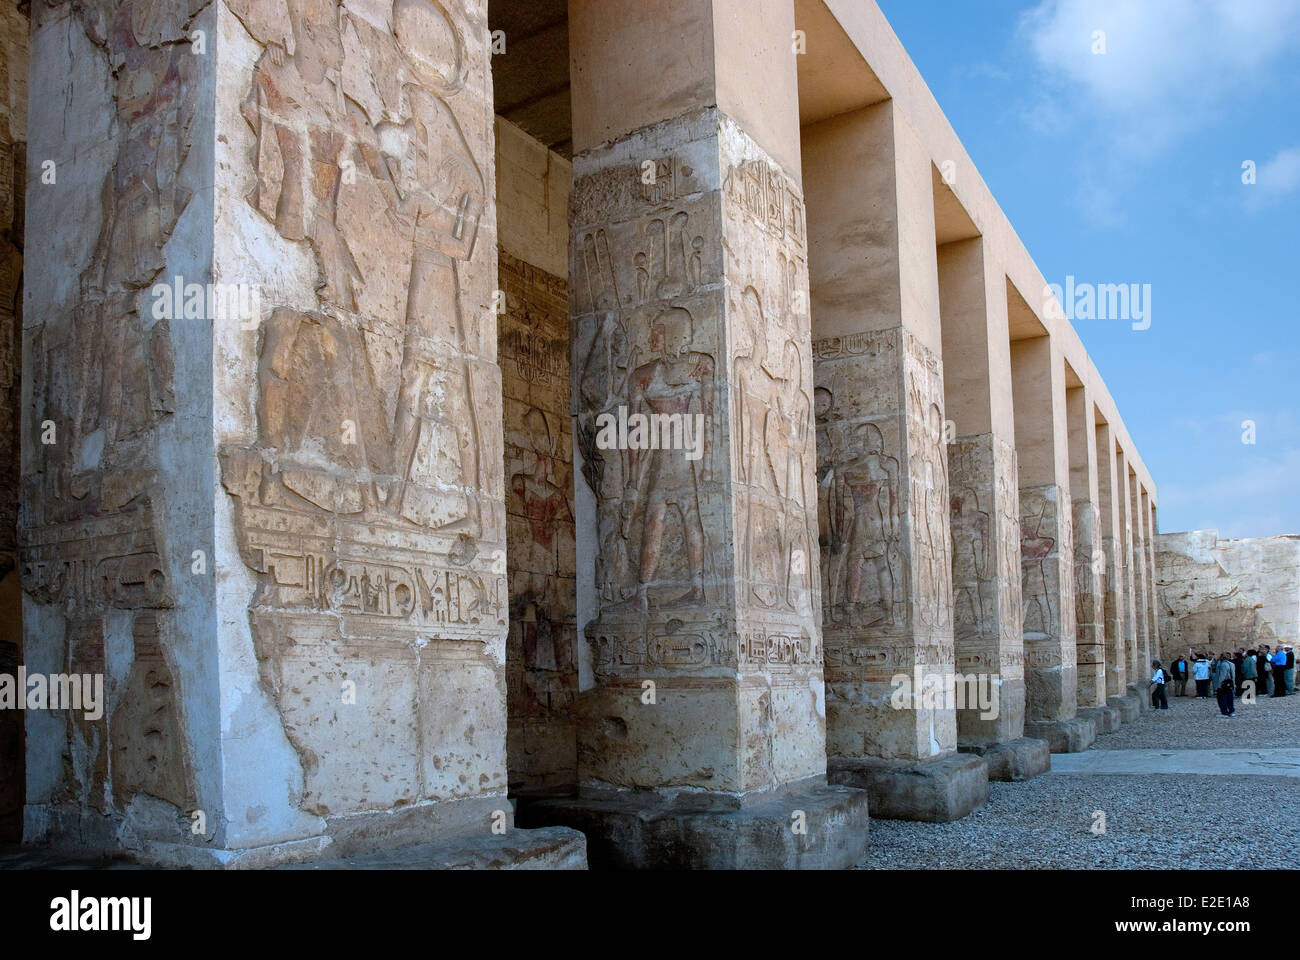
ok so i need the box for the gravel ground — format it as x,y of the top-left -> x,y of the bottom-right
857,773 -> 1294,869
1097,684 -> 1300,750
857,685 -> 1300,870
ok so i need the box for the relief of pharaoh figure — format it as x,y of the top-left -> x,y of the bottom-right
1020,490 -> 1056,637
234,0 -> 486,532
831,421 -> 900,627
626,307 -> 712,610
733,287 -> 782,605
951,480 -> 990,637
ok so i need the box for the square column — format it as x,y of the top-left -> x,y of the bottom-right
1066,385 -> 1117,734
1130,470 -> 1152,671
520,0 -> 869,868
1009,332 -> 1094,752
803,101 -> 989,820
1144,492 -> 1160,657
1116,450 -> 1142,700
21,0 -> 582,868
1095,420 -> 1137,719
937,239 -> 1044,782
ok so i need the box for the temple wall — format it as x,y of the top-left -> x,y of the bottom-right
1156,530 -> 1300,659
0,0 -> 27,843
495,116 -> 577,794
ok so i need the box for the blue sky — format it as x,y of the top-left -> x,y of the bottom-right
875,0 -> 1300,539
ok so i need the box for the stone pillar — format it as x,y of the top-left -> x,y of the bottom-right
0,0 -> 26,845
1095,422 -> 1138,721
1144,491 -> 1160,657
520,0 -> 869,868
1009,334 -> 1094,752
802,100 -> 988,821
1116,450 -> 1144,709
1130,471 -> 1152,672
1066,385 -> 1116,734
21,0 -> 582,869
937,238 -> 1045,782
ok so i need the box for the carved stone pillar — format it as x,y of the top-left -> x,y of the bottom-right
937,238 -> 1045,783
1130,472 -> 1152,675
803,101 -> 988,821
1066,384 -> 1117,735
518,0 -> 869,868
1095,421 -> 1138,721
1009,332 -> 1094,752
1116,451 -> 1145,710
21,0 -> 582,868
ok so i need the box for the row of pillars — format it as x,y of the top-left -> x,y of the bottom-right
521,0 -> 1161,864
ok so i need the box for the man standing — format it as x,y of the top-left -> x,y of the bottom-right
1191,650 -> 1212,699
1170,655 -> 1189,697
1214,653 -> 1236,717
1285,646 -> 1295,694
1271,646 -> 1288,698
1150,660 -> 1169,710
1258,646 -> 1272,697
1241,649 -> 1257,700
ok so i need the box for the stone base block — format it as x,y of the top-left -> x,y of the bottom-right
516,780 -> 870,869
1126,683 -> 1150,713
959,737 -> 1050,782
1077,705 -> 1121,736
1108,695 -> 1141,723
827,754 -> 988,822
281,826 -> 587,870
1023,718 -> 1096,753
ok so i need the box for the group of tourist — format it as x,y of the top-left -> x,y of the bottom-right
1148,645 -> 1294,717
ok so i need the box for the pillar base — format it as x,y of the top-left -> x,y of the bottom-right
958,737 -> 1050,782
517,779 -> 870,869
1023,718 -> 1096,753
1125,683 -> 1150,713
828,754 -> 989,822
280,826 -> 587,870
1077,705 -> 1121,736
1108,695 -> 1141,723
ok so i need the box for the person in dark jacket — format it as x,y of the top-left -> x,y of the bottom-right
1214,653 -> 1236,716
1286,646 -> 1295,694
1271,647 -> 1288,697
1233,649 -> 1246,696
1170,656 -> 1189,697
1258,646 -> 1272,696
1241,649 -> 1258,700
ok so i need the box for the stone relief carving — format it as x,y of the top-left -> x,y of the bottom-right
572,170 -> 716,616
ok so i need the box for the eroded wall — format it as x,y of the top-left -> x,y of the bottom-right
495,116 -> 576,795
0,0 -> 27,843
1156,531 -> 1300,658
21,0 -> 216,851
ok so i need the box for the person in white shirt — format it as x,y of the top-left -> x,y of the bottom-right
1190,649 -> 1212,699
1149,660 -> 1169,710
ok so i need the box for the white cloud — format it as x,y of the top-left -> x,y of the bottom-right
1159,445 -> 1300,539
1248,145 -> 1300,208
1020,0 -> 1300,155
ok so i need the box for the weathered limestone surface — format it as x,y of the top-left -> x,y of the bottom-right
937,236 -> 1026,753
22,0 -> 216,856
496,119 -> 577,794
804,99 -> 989,818
1155,531 -> 1300,658
21,0 -> 578,868
1009,331 -> 1090,753
1066,386 -> 1105,708
535,0 -> 866,868
0,0 -> 26,844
